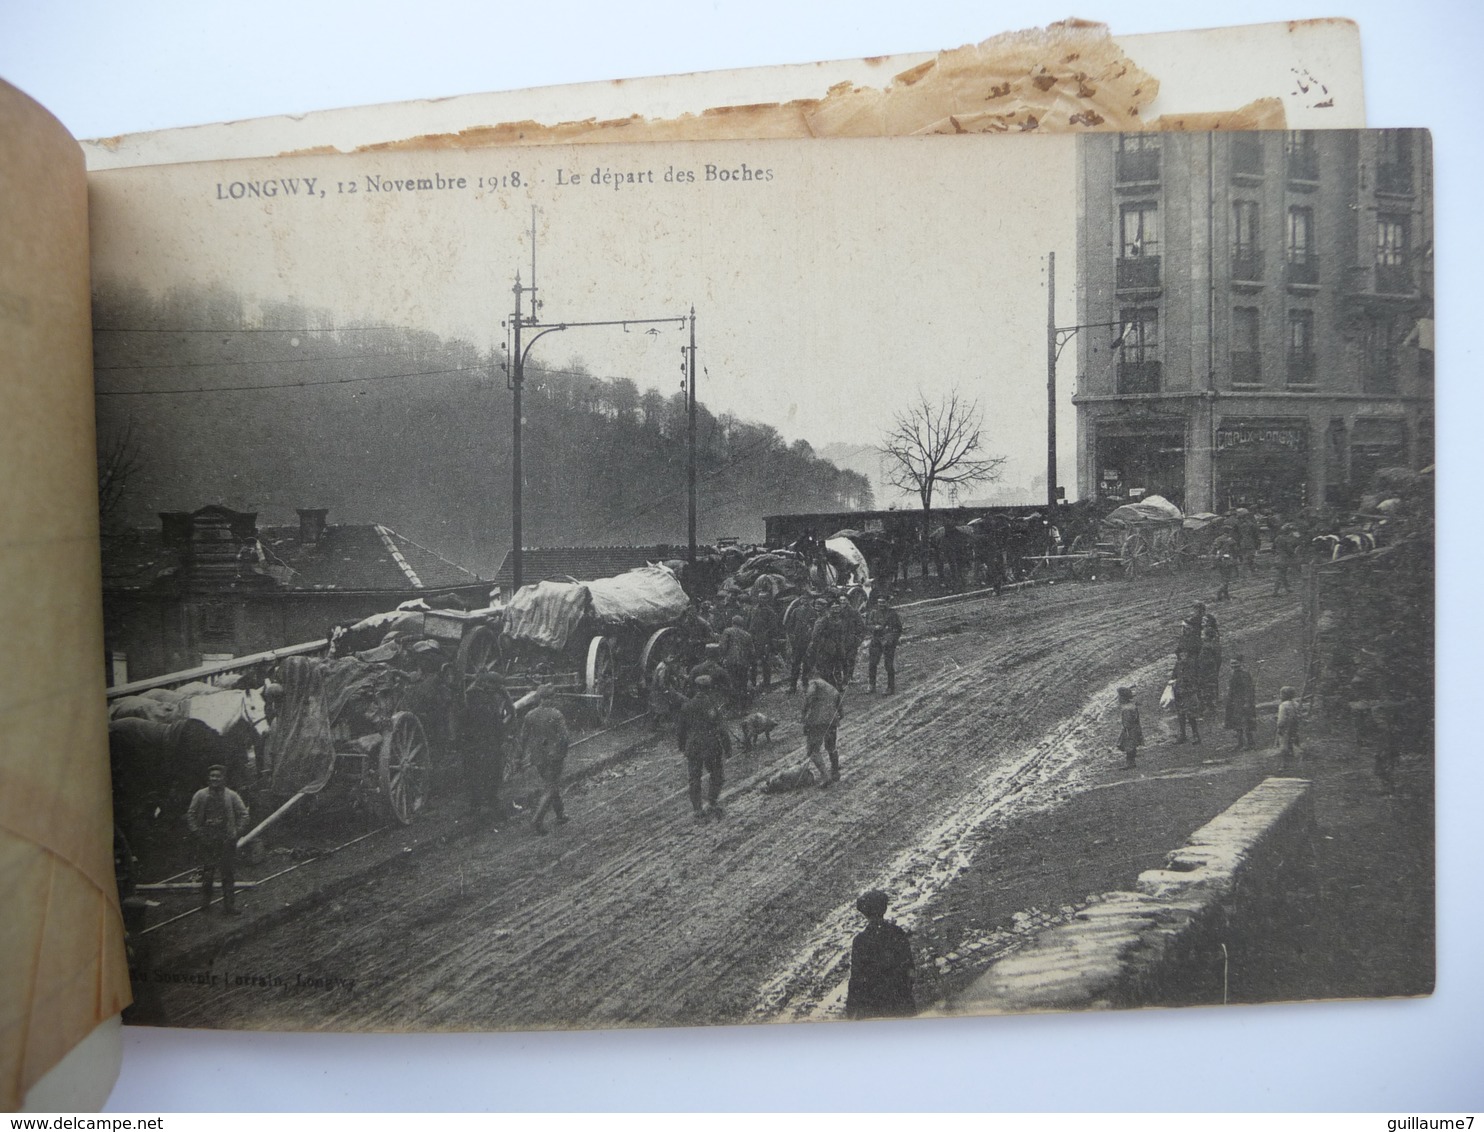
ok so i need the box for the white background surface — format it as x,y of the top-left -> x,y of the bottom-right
3,0 -> 1480,1113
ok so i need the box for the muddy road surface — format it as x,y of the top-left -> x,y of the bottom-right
149,572 -> 1303,1032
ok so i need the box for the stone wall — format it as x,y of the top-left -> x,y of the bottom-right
946,776 -> 1315,1014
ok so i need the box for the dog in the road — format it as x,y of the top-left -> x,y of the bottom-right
739,712 -> 778,750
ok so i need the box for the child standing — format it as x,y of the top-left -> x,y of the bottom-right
1116,686 -> 1143,768
1276,685 -> 1301,760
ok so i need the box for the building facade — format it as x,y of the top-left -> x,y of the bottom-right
103,506 -> 490,684
1073,129 -> 1433,514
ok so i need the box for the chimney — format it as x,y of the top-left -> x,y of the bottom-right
297,508 -> 329,545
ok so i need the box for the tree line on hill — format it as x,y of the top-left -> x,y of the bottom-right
92,281 -> 872,573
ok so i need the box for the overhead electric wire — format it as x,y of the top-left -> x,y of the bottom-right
94,349 -> 434,373
94,363 -> 493,397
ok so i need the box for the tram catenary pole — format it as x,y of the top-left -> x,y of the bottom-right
687,306 -> 697,564
504,282 -> 691,592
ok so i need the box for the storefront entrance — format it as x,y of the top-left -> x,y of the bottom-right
1094,429 -> 1186,509
1215,418 -> 1308,514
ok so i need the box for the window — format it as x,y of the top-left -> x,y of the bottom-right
1376,130 -> 1413,194
1232,307 -> 1261,385
1118,203 -> 1160,290
1286,206 -> 1317,284
1117,307 -> 1161,393
1116,133 -> 1161,183
1285,131 -> 1318,182
1287,309 -> 1315,384
1363,314 -> 1399,394
1231,134 -> 1263,178
201,603 -> 236,641
1376,215 -> 1410,293
1232,201 -> 1262,282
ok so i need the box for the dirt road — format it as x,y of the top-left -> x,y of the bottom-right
146,571 -> 1306,1032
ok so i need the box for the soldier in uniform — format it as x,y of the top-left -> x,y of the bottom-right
460,669 -> 515,822
784,595 -> 823,694
802,673 -> 844,785
688,642 -> 732,699
523,688 -> 572,835
837,596 -> 869,687
746,592 -> 781,691
808,600 -> 848,690
1271,523 -> 1301,595
1211,525 -> 1239,602
718,615 -> 754,713
677,675 -> 732,820
867,593 -> 904,694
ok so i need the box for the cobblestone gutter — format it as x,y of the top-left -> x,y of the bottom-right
944,776 -> 1315,1014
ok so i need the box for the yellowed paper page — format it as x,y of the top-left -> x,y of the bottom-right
0,79 -> 129,1111
80,19 -> 1362,171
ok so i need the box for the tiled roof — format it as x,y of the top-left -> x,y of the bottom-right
103,518 -> 484,593
492,546 -> 675,591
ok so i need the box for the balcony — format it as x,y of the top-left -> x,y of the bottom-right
1116,149 -> 1161,184
1117,360 -> 1162,394
1116,255 -> 1161,292
1376,161 -> 1414,195
1286,147 -> 1319,184
1285,255 -> 1320,287
1375,262 -> 1414,295
1286,350 -> 1317,385
1230,351 -> 1262,386
1231,247 -> 1264,285
1231,136 -> 1264,180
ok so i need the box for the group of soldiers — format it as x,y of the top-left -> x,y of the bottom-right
653,587 -> 906,819
1208,512 -> 1306,601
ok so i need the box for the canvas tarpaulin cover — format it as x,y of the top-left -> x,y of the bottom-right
1105,494 -> 1184,525
267,656 -> 405,796
586,565 -> 688,627
501,580 -> 592,651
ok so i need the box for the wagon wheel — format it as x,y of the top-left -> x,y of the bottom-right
1121,532 -> 1150,581
584,636 -> 617,725
455,624 -> 501,701
1167,529 -> 1188,573
1068,534 -> 1096,582
379,711 -> 430,825
639,626 -> 681,690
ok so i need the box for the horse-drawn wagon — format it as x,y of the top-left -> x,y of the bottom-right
1077,495 -> 1189,580
494,564 -> 691,725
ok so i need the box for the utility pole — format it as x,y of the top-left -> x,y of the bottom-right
1046,251 -> 1058,516
687,306 -> 697,563
501,220 -> 691,591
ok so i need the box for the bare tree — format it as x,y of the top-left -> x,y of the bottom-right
880,388 -> 1005,572
97,420 -> 143,533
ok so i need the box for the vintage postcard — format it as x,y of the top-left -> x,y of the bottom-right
93,128 -> 1433,1032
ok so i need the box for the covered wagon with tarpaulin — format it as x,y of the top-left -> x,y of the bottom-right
497,564 -> 690,724
245,653 -> 434,839
1090,494 -> 1189,579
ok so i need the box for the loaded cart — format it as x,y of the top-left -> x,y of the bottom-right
246,653 -> 433,840
498,564 -> 690,725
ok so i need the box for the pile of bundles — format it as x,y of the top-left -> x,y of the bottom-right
715,548 -> 812,605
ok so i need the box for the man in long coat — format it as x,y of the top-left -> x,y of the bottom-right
523,689 -> 572,834
746,595 -> 781,691
784,596 -> 822,693
808,602 -> 848,690
867,594 -> 903,694
677,675 -> 732,819
845,890 -> 915,1019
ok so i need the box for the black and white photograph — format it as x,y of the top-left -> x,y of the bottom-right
90,126 -> 1434,1036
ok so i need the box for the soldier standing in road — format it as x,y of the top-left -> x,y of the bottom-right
1272,523 -> 1301,595
802,673 -> 844,786
524,688 -> 572,835
677,675 -> 732,820
718,615 -> 754,713
1211,525 -> 1239,602
837,596 -> 869,687
461,670 -> 515,823
845,890 -> 915,1019
784,595 -> 823,693
808,600 -> 849,690
186,764 -> 249,915
689,642 -> 732,700
746,593 -> 781,691
867,593 -> 903,694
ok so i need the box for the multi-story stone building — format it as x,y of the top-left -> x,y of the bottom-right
1073,129 -> 1433,514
